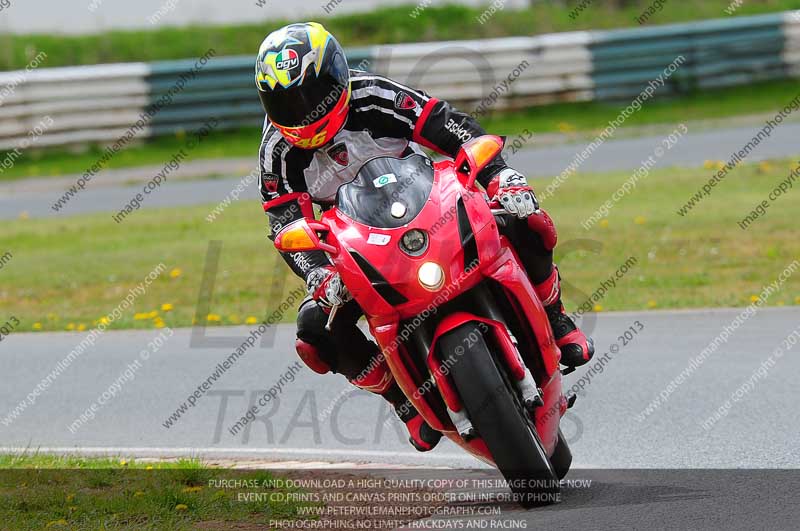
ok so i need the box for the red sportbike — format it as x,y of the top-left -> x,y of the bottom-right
275,136 -> 574,505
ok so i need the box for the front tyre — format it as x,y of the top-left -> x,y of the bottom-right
551,429 -> 572,480
440,322 -> 560,507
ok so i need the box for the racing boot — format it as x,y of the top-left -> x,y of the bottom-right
534,265 -> 595,368
395,397 -> 442,452
350,359 -> 441,452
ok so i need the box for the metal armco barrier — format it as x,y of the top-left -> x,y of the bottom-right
0,11 -> 798,151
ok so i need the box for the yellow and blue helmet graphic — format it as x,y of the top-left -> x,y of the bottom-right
255,22 -> 341,90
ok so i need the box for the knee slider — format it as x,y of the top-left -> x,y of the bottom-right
527,208 -> 557,251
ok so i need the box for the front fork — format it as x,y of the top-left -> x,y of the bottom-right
401,282 -> 561,446
439,319 -> 544,440
471,284 -> 545,412
424,281 -> 547,440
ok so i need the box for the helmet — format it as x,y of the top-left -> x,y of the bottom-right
255,22 -> 350,149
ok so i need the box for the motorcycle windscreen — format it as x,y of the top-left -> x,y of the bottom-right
336,154 -> 435,229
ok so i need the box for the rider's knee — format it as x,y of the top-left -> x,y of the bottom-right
295,338 -> 331,374
526,208 -> 557,251
296,298 -> 334,374
296,298 -> 327,338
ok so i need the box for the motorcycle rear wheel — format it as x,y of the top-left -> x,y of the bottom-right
440,321 -> 560,507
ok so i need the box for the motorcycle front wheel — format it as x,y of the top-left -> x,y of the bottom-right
440,321 -> 560,508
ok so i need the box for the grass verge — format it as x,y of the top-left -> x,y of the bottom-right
2,78 -> 798,182
2,156 -> 799,333
0,454 -> 314,530
2,2 -> 798,69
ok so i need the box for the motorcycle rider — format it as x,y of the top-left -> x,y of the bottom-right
255,22 -> 594,451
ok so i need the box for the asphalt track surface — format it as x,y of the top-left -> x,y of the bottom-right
2,121 -> 800,220
2,302 -> 799,528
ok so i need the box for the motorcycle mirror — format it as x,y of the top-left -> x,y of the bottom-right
454,135 -> 505,189
274,218 -> 337,254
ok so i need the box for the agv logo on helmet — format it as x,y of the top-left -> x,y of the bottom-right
275,48 -> 299,71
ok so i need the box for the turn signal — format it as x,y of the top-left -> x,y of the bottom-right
275,221 -> 318,252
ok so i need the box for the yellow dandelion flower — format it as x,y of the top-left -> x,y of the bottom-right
134,313 -> 149,320
169,268 -> 182,279
599,219 -> 609,228
182,486 -> 203,493
175,504 -> 189,511
66,323 -> 76,330
33,322 -> 42,330
557,122 -> 574,133
206,314 -> 221,322
146,465 -> 154,470
647,300 -> 657,308
119,459 -> 128,466
77,324 -> 87,331
153,320 -> 166,329
593,304 -> 604,312
703,160 -> 715,169
147,310 -> 159,319
795,296 -> 800,305
161,303 -> 173,312
245,316 -> 258,325
99,317 -> 110,325
46,520 -> 67,528
749,295 -> 760,303
634,216 -> 646,225
715,161 -> 726,170
758,161 -> 772,173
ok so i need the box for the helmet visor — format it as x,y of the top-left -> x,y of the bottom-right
259,52 -> 348,128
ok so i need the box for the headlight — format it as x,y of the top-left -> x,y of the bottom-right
401,229 -> 428,256
418,262 -> 444,291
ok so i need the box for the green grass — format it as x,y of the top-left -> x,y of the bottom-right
2,196 -> 306,332
548,157 -> 800,312
3,157 -> 799,333
2,2 -> 798,70
0,454 -> 315,530
2,78 -> 798,182
0,453 -> 204,469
